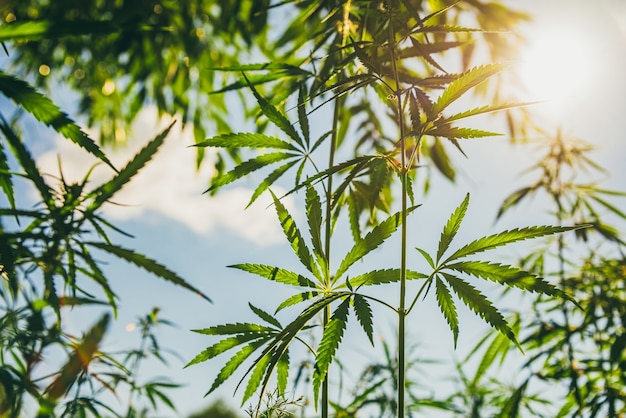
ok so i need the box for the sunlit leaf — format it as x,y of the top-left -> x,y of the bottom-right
432,63 -> 509,115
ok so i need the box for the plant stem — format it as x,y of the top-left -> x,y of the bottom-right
320,75 -> 341,418
388,5 -> 408,415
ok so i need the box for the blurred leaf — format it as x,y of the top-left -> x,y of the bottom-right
0,71 -> 115,170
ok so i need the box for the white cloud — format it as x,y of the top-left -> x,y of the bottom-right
36,107 -> 293,246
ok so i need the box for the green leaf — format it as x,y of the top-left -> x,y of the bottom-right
271,191 -> 321,279
313,298 -> 350,403
426,125 -> 502,140
306,185 -> 326,269
89,122 -> 174,210
444,225 -> 582,264
0,133 -> 15,209
446,261 -> 577,304
470,323 -> 517,387
205,340 -> 266,396
435,278 -> 459,347
346,268 -> 426,288
353,294 -> 374,345
185,334 -> 265,367
442,273 -> 519,349
244,75 -> 304,148
429,137 -> 454,181
87,242 -> 212,302
415,247 -> 435,269
192,322 -> 273,336
249,303 -> 282,329
275,291 -> 320,312
444,102 -> 538,123
496,186 -> 535,219
0,19 -> 168,42
247,158 -> 299,207
0,116 -> 53,204
298,84 -> 310,147
206,152 -> 295,193
230,264 -> 317,288
334,207 -> 419,281
276,350 -> 290,395
0,70 -> 115,170
432,63 -> 509,115
243,351 -> 272,405
195,132 -> 298,151
437,193 -> 469,262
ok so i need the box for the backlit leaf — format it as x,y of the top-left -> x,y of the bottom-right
432,63 -> 509,115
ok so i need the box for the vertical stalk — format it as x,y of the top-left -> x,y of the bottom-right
387,5 -> 408,416
321,69 -> 341,418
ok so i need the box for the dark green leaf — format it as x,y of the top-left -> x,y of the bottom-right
313,298 -> 350,403
87,242 -> 212,302
0,70 -> 114,169
435,278 -> 458,347
353,294 -> 374,345
442,273 -> 520,349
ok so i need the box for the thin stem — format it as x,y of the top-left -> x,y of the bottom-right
320,66 -> 341,418
388,5 -> 409,416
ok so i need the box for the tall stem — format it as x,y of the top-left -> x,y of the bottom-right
388,6 -> 408,416
321,76 -> 341,418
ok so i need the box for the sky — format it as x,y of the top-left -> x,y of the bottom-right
6,0 -> 626,416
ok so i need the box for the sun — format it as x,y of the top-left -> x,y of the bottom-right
518,26 -> 596,115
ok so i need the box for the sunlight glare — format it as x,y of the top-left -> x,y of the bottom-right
519,27 -> 595,113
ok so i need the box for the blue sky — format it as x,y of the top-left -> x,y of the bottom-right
5,0 -> 626,416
